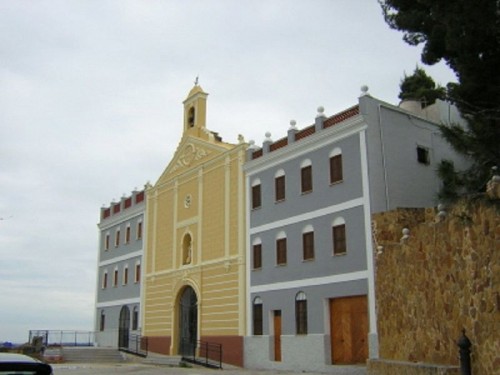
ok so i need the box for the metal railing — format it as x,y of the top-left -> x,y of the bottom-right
118,334 -> 148,357
28,330 -> 95,347
180,338 -> 222,369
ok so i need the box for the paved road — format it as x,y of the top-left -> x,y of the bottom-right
52,363 -> 366,375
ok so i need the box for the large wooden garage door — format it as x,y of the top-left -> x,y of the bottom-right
329,295 -> 368,364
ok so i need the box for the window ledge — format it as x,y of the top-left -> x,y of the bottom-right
301,190 -> 313,195
333,252 -> 347,257
329,180 -> 344,186
274,199 -> 286,204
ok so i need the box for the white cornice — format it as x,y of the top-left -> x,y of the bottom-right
98,204 -> 145,230
244,116 -> 366,176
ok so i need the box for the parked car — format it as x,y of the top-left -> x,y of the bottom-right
0,353 -> 52,375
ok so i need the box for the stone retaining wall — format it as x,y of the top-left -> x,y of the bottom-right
370,200 -> 499,375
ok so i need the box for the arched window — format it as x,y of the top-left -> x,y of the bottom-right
295,292 -> 307,335
182,233 -> 193,265
276,231 -> 287,265
300,159 -> 313,193
188,107 -> 195,127
123,264 -> 129,285
132,306 -> 139,330
100,310 -> 106,331
102,269 -> 108,289
252,237 -> 262,270
253,297 -> 263,335
274,169 -> 286,202
251,178 -> 261,209
302,225 -> 314,261
134,261 -> 141,283
332,217 -> 347,255
329,148 -> 343,184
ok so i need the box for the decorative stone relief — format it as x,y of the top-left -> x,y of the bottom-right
171,143 -> 211,173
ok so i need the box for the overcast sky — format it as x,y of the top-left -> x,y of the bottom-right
0,0 -> 456,344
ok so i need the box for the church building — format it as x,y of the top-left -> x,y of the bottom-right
141,84 -> 247,366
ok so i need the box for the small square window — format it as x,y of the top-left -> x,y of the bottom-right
417,146 -> 430,165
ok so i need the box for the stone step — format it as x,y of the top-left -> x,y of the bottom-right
141,352 -> 183,366
61,347 -> 125,363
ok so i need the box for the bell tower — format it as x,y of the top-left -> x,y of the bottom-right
183,82 -> 208,137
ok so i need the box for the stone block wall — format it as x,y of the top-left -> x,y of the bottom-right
370,200 -> 499,375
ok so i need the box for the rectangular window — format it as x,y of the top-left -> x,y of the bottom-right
332,224 -> 347,255
137,221 -> 143,240
253,244 -> 262,269
102,272 -> 108,289
276,238 -> 287,265
301,166 -> 313,193
252,184 -> 261,209
329,154 -> 343,184
115,230 -> 120,247
417,146 -> 430,165
253,303 -> 263,335
135,264 -> 141,283
275,175 -> 285,202
123,267 -> 128,285
132,309 -> 139,330
100,313 -> 105,331
303,231 -> 314,260
113,270 -> 118,287
125,226 -> 131,244
295,300 -> 308,335
104,234 -> 110,250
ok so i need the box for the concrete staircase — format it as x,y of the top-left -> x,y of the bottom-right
61,347 -> 125,363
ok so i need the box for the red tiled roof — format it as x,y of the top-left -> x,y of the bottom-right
250,104 -> 360,160
269,137 -> 288,151
323,105 -> 359,129
252,149 -> 263,159
295,125 -> 316,141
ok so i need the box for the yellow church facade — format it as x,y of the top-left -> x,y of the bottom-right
142,85 -> 247,366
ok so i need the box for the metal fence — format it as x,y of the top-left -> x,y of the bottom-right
118,334 -> 148,357
180,338 -> 222,369
28,330 -> 95,347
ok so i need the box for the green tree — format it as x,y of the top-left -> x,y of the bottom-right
380,0 -> 500,201
399,66 -> 446,107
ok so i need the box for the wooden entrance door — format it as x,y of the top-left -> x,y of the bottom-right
329,295 -> 368,364
273,310 -> 282,361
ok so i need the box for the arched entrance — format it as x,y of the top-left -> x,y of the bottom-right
118,306 -> 130,349
178,286 -> 198,356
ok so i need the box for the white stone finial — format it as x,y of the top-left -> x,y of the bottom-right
248,140 -> 257,149
401,227 -> 410,242
289,120 -> 297,130
316,106 -> 325,118
360,85 -> 369,96
264,132 -> 272,142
